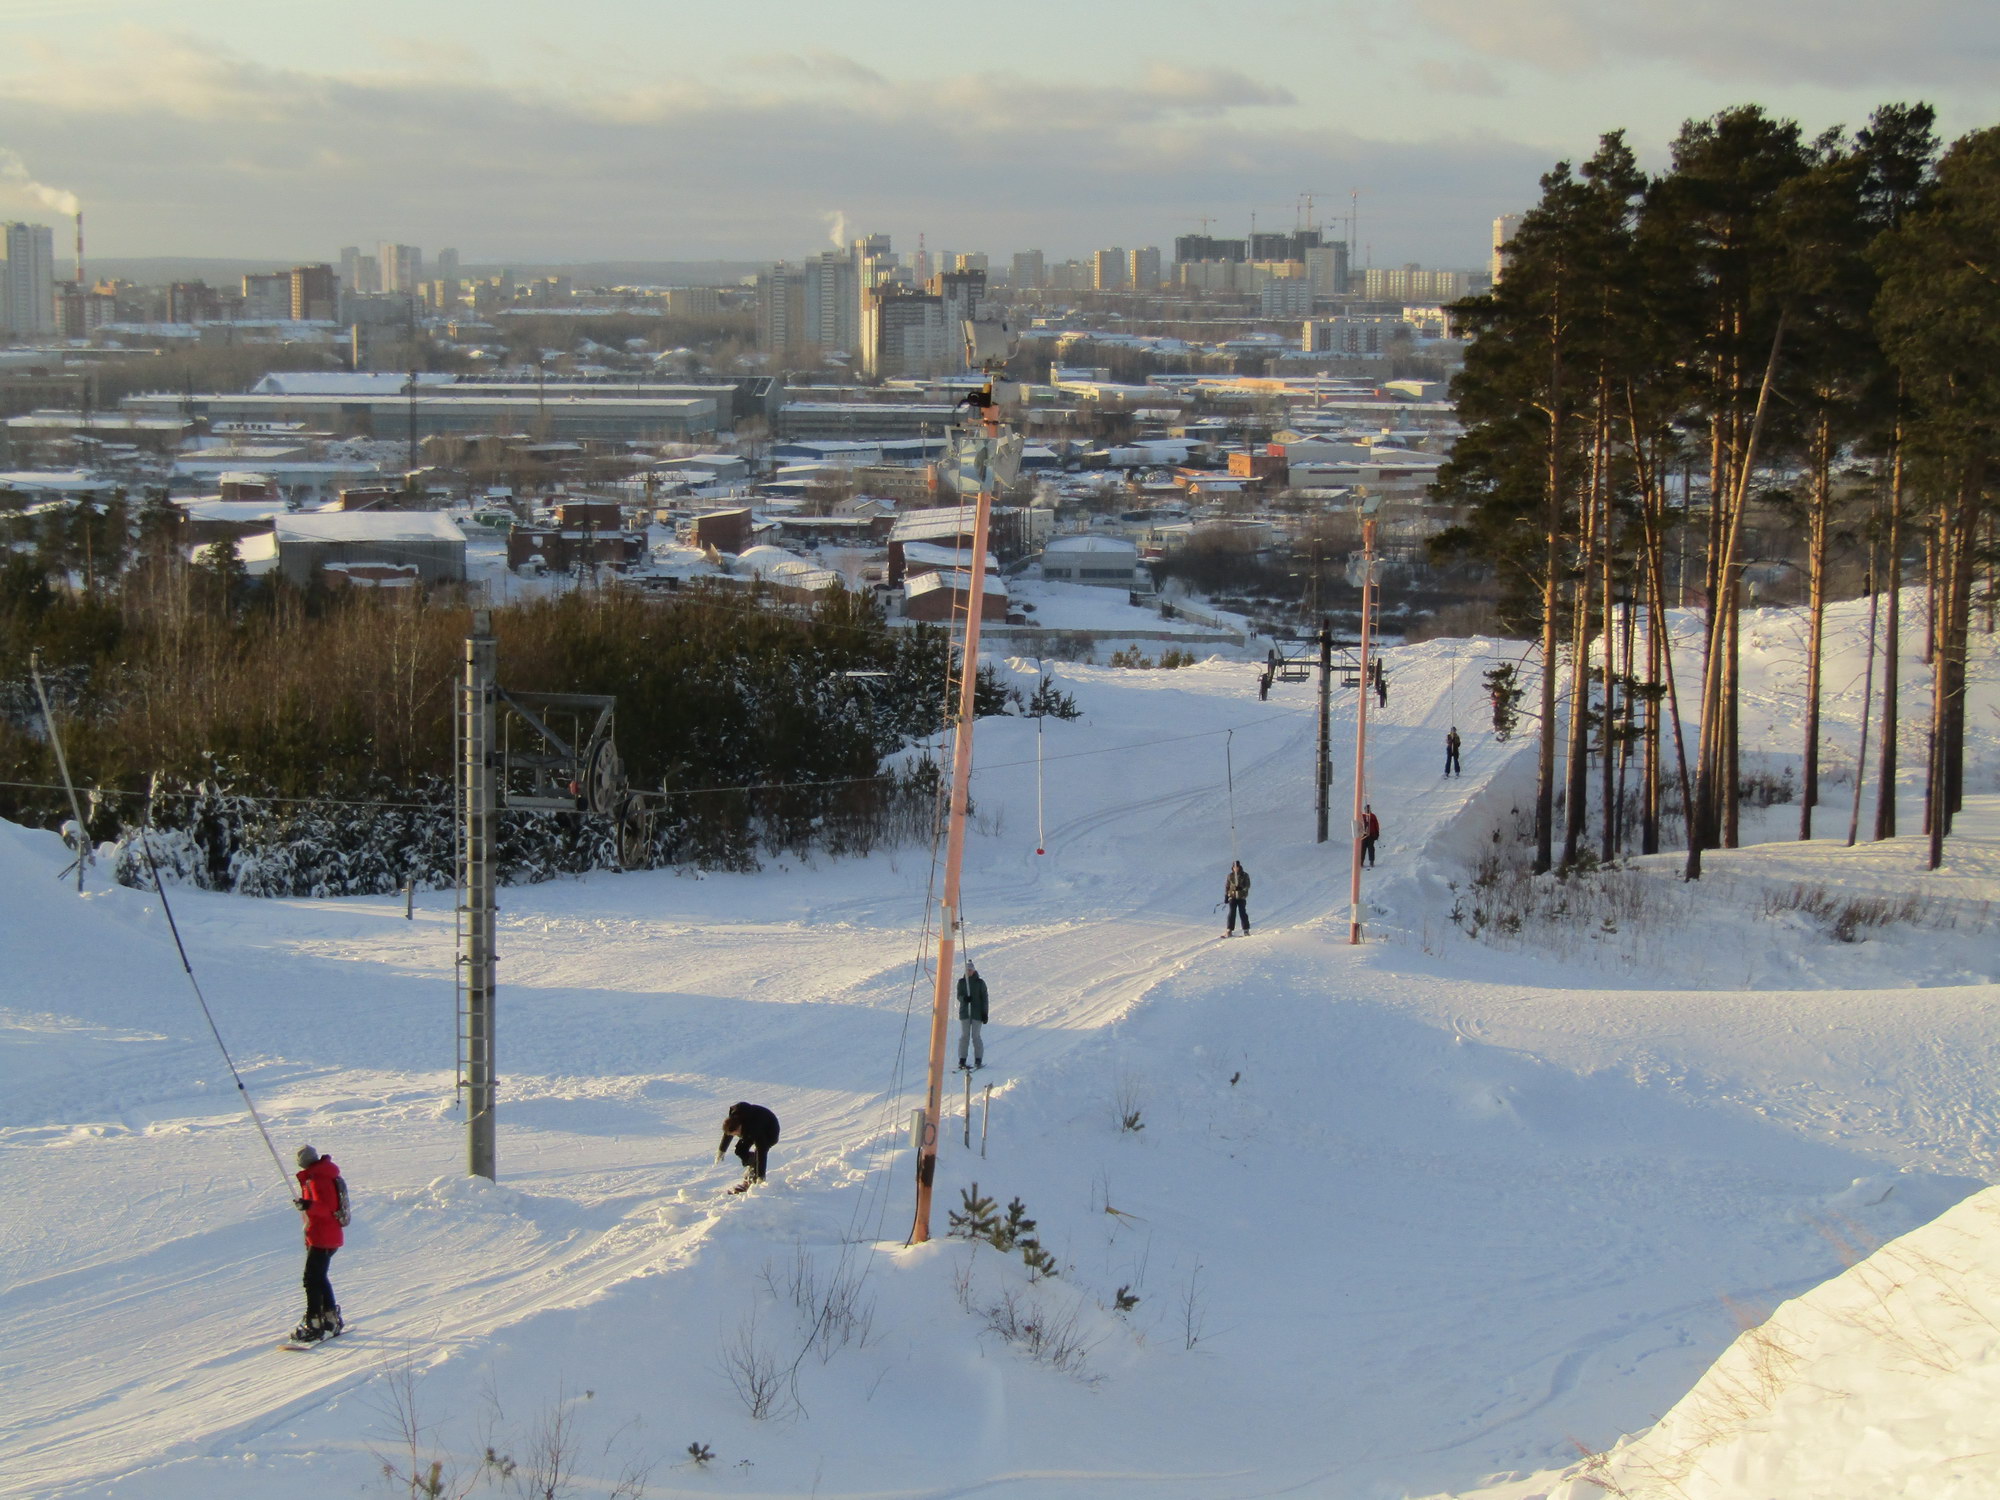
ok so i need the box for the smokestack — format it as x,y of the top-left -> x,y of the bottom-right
74,210 -> 84,287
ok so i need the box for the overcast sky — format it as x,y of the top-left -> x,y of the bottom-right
0,0 -> 1991,270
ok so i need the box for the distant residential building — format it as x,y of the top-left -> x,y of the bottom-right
930,268 -> 986,348
1128,246 -> 1162,291
339,246 -> 364,292
1010,249 -> 1044,289
805,248 -> 858,353
241,272 -> 291,320
862,285 -> 953,378
3,221 -> 57,336
353,254 -> 381,294
435,247 -> 459,282
289,264 -> 337,321
664,286 -> 720,316
756,264 -> 809,357
1091,248 -> 1128,291
1260,277 -> 1315,317
1251,228 -> 1322,261
1304,243 -> 1350,295
1491,214 -> 1522,284
953,252 -> 988,275
1362,264 -> 1474,302
1174,233 -> 1246,264
378,242 -> 423,294
1301,315 -> 1405,355
169,279 -> 223,324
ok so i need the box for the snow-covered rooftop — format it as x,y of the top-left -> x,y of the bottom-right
273,511 -> 465,544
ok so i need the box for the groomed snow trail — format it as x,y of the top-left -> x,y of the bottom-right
3,602 -> 1995,1500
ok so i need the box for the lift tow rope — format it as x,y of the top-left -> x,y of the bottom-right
1225,729 -> 1240,862
137,815 -> 294,1199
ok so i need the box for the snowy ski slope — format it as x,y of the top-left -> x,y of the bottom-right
2,596 -> 1995,1499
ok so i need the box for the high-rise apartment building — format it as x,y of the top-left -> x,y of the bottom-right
1491,215 -> 1522,283
378,242 -> 423,294
1250,228 -> 1321,261
290,264 -> 338,321
1091,248 -> 1128,291
804,248 -> 857,354
1304,243 -> 1350,295
339,246 -> 363,294
862,284 -> 951,378
1128,246 -> 1162,291
2,221 -> 57,337
930,268 -> 987,353
241,272 -> 291,320
952,252 -> 988,275
169,280 -> 222,324
756,264 -> 809,356
1010,250 -> 1044,290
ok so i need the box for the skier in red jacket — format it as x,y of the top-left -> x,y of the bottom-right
291,1145 -> 349,1342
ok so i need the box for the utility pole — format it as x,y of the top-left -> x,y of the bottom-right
462,612 -> 498,1180
1349,507 -> 1379,945
1315,618 -> 1332,844
29,650 -> 92,893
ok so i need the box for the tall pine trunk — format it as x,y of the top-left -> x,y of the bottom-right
1798,418 -> 1833,839
1874,445 -> 1902,840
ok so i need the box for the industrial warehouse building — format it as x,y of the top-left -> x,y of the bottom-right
273,511 -> 467,586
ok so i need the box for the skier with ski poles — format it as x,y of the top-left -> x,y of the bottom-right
957,962 -> 988,1071
1445,727 -> 1462,777
290,1145 -> 349,1343
1223,859 -> 1251,937
717,1101 -> 781,1193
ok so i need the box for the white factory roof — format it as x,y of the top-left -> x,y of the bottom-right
251,372 -> 459,396
904,569 -> 1007,600
274,512 -> 465,544
1045,534 -> 1139,555
901,541 -> 997,571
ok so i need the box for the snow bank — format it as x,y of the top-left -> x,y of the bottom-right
1525,1185 -> 2000,1499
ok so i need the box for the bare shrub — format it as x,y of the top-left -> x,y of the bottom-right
719,1312 -> 794,1421
766,1241 -> 877,1364
1179,1261 -> 1209,1351
981,1285 -> 1100,1380
1113,1074 -> 1146,1134
1760,883 -> 1929,942
370,1360 -> 477,1500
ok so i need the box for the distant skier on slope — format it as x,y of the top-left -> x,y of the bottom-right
1223,859 -> 1251,937
957,962 -> 988,1071
1445,727 -> 1462,777
1360,806 -> 1380,867
290,1145 -> 349,1343
718,1101 -> 781,1192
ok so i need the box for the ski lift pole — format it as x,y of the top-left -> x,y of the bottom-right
913,381 -> 1001,1246
28,650 -> 93,893
1349,506 -> 1379,945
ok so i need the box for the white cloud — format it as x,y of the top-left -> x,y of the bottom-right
0,30 -> 1547,265
1411,0 -> 2000,88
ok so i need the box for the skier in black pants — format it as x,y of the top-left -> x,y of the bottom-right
718,1102 -> 780,1192
1360,806 -> 1380,867
957,963 -> 988,1071
1223,860 -> 1251,936
1445,726 -> 1462,777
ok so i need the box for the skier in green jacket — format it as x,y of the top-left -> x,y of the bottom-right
957,963 -> 988,1071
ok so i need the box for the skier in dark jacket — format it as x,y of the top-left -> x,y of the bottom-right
957,963 -> 988,1070
291,1145 -> 349,1342
1223,860 -> 1251,936
718,1102 -> 780,1191
1445,727 -> 1462,777
1360,806 -> 1380,867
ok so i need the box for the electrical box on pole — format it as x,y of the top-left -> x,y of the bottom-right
462,613 -> 499,1181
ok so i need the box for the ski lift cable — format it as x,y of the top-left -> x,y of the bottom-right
135,813 -> 294,1201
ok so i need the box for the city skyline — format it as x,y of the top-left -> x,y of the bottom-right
0,0 -> 1989,265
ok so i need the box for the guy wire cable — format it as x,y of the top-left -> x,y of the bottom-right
1226,728 -> 1239,862
136,805 -> 294,1199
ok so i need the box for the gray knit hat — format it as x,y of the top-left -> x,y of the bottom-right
296,1145 -> 320,1168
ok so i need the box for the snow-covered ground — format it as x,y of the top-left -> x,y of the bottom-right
2,595 -> 1996,1499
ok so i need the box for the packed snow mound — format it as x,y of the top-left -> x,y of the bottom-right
1530,1185 -> 2000,1499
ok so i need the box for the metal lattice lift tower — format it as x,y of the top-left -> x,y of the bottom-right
457,613 -> 651,1181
